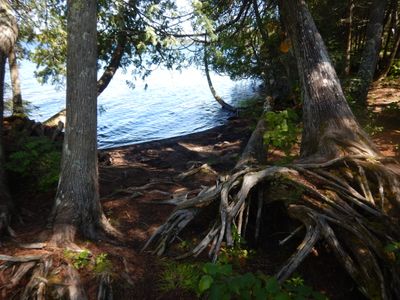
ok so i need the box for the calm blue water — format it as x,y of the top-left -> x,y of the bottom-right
6,61 -> 260,149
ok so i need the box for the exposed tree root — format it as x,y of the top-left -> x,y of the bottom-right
0,246 -> 121,299
143,155 -> 400,299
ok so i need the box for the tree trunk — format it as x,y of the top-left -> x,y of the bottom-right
50,0 -> 108,244
8,47 -> 23,116
0,54 -> 13,235
354,0 -> 388,103
343,0 -> 354,76
379,29 -> 400,78
97,31 -> 127,96
203,42 -> 236,112
377,0 -> 400,79
278,0 -> 379,162
0,0 -> 18,235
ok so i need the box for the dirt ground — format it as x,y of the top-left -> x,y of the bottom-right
1,79 -> 400,299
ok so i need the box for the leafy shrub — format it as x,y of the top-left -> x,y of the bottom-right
198,263 -> 327,300
64,249 -> 91,269
159,260 -> 327,299
64,249 -> 113,273
263,109 -> 300,156
6,136 -> 61,192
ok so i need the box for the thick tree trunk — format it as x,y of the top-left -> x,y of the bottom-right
50,0 -> 107,244
278,0 -> 379,162
0,0 -> 18,235
354,0 -> 388,103
8,48 -> 23,116
343,0 -> 354,76
0,54 -> 13,235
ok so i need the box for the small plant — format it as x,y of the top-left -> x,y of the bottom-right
388,59 -> 400,78
218,225 -> 255,268
263,109 -> 300,156
64,249 -> 113,273
94,253 -> 113,273
385,242 -> 400,264
64,249 -> 91,269
158,261 -> 200,293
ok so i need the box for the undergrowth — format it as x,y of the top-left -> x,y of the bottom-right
6,136 -> 61,192
159,260 -> 327,300
160,231 -> 326,300
263,108 -> 301,158
63,249 -> 113,274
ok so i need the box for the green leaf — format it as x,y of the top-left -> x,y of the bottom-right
265,277 -> 280,294
199,275 -> 213,293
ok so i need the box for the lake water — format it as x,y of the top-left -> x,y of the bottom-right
6,60 -> 260,149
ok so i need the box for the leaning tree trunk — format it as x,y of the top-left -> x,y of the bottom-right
354,0 -> 388,104
49,0 -> 117,245
8,47 -> 23,116
203,41 -> 237,112
0,0 -> 18,236
279,0 -> 379,162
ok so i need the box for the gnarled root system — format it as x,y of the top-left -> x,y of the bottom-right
143,155 -> 400,300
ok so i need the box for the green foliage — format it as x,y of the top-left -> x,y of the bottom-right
218,225 -> 255,268
158,261 -> 201,293
159,259 -> 327,300
385,242 -> 400,264
3,99 -> 38,117
64,249 -> 113,273
94,253 -> 113,273
388,59 -> 400,78
6,136 -> 61,192
13,0 -> 187,87
199,265 -> 327,300
64,249 -> 91,269
263,109 -> 300,155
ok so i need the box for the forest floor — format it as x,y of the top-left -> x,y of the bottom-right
1,78 -> 400,299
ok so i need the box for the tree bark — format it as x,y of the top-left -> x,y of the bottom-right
0,0 -> 18,234
343,0 -> 354,76
354,0 -> 388,103
278,0 -> 379,162
8,47 -> 23,116
50,0 -> 106,244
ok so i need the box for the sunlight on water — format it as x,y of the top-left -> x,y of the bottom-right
5,61 -> 260,149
